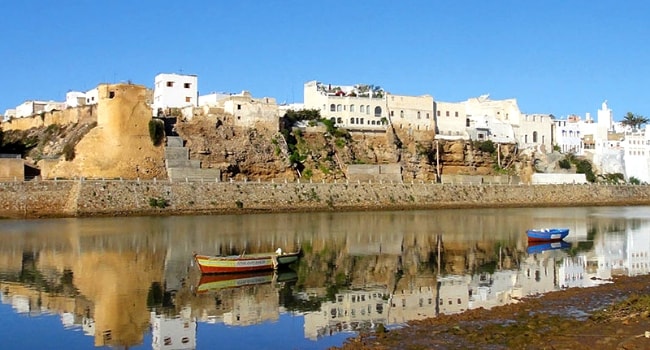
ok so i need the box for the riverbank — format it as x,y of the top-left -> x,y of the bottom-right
335,274 -> 650,350
1,180 -> 650,219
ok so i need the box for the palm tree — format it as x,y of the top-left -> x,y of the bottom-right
621,112 -> 649,131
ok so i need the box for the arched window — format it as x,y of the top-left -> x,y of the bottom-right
330,117 -> 336,124
533,131 -> 538,143
366,105 -> 370,114
400,110 -> 404,118
330,104 -> 336,112
360,105 -> 365,113
417,111 -> 421,119
350,104 -> 355,112
360,118 -> 364,124
337,117 -> 343,123
350,118 -> 355,124
374,106 -> 382,117
336,104 -> 342,112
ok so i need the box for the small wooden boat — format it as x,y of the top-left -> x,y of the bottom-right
526,240 -> 571,254
194,248 -> 300,274
526,228 -> 569,242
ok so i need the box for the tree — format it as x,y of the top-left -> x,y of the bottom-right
621,112 -> 649,131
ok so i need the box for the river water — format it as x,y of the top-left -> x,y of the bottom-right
0,206 -> 649,349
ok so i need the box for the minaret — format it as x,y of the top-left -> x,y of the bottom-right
597,100 -> 614,132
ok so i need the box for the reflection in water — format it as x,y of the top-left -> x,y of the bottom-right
1,207 -> 650,348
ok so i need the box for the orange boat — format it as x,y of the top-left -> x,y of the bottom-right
193,248 -> 300,274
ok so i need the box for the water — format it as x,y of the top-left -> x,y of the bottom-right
0,206 -> 649,349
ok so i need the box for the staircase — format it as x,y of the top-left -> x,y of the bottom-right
165,136 -> 221,181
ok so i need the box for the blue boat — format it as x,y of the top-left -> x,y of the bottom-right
526,240 -> 571,254
526,228 -> 569,242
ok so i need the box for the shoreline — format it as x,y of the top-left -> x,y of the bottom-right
1,180 -> 650,219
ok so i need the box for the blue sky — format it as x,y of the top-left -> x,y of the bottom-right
1,1 -> 648,120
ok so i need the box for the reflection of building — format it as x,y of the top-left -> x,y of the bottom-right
223,287 -> 279,326
627,228 -> 650,276
516,254 -> 557,296
436,275 -> 470,315
468,270 -> 518,310
151,307 -> 196,350
558,256 -> 588,288
594,231 -> 627,277
387,285 -> 436,324
303,289 -> 390,340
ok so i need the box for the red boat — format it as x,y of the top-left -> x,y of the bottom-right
193,248 -> 300,274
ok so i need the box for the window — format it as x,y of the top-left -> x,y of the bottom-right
533,131 -> 538,143
185,97 -> 191,103
350,118 -> 355,124
360,105 -> 365,113
390,111 -> 394,117
417,111 -> 421,119
166,81 -> 174,87
446,111 -> 449,117
108,91 -> 115,99
366,105 -> 370,114
400,110 -> 404,118
337,104 -> 342,112
330,104 -> 336,112
437,110 -> 440,117
455,111 -> 459,117
374,106 -> 382,117
184,83 -> 191,88
237,104 -> 241,110
337,117 -> 343,123
466,118 -> 470,127
426,113 -> 430,119
350,104 -> 355,112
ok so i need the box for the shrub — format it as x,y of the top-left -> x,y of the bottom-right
148,119 -> 165,146
62,143 -> 75,161
558,159 -> 571,169
476,140 -> 496,154
148,197 -> 169,208
629,176 -> 641,185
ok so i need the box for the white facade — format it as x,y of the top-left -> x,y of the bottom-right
554,116 -> 584,154
15,100 -> 65,118
198,92 -> 231,106
622,130 -> 650,182
386,93 -> 434,132
3,108 -> 16,121
85,88 -> 99,105
518,114 -> 555,151
303,80 -> 388,131
153,73 -> 198,114
467,115 -> 516,143
65,91 -> 87,108
434,101 -> 468,139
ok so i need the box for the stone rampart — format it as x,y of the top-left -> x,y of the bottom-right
1,180 -> 649,219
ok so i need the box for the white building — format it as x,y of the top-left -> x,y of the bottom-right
3,108 -> 16,121
15,100 -> 66,118
85,88 -> 99,105
153,73 -> 198,115
554,115 -> 584,155
434,101 -> 468,139
622,130 -> 650,182
65,91 -> 87,108
198,92 -> 231,106
386,93 -> 434,132
303,80 -> 388,131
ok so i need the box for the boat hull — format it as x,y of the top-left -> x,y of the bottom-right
194,251 -> 300,274
526,240 -> 571,254
526,228 -> 569,242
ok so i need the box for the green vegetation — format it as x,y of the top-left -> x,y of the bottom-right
629,176 -> 641,185
148,119 -> 165,146
621,112 -> 649,131
148,197 -> 169,208
62,142 -> 75,161
474,140 -> 496,154
558,158 -> 571,169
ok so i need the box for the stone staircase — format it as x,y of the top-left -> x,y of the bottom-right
165,136 -> 221,181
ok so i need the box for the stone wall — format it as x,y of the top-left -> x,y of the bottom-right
1,180 -> 649,219
0,158 -> 24,181
1,105 -> 95,131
